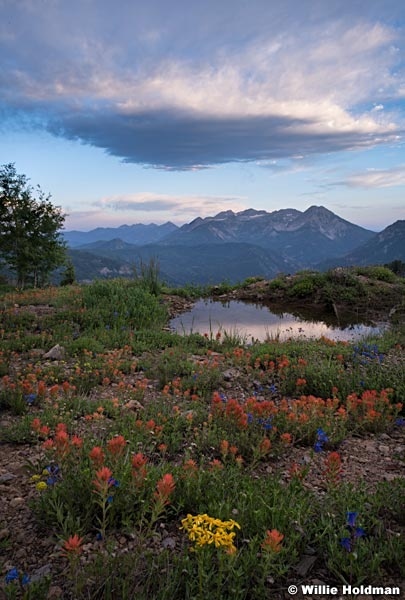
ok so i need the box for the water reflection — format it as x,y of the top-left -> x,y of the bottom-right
169,299 -> 384,342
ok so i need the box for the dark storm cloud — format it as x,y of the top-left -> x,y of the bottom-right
0,0 -> 404,169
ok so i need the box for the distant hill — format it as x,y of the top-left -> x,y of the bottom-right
317,220 -> 405,270
76,240 -> 296,285
67,249 -> 133,282
63,222 -> 178,247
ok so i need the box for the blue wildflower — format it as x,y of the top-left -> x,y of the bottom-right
354,527 -> 366,539
24,393 -> 37,405
314,441 -> 323,453
314,428 -> 329,452
340,538 -> 352,552
21,574 -> 31,585
268,384 -> 277,393
395,417 -> 405,427
247,413 -> 254,424
5,568 -> 19,583
316,428 -> 329,443
346,511 -> 358,527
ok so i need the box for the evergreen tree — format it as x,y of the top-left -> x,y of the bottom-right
0,163 -> 66,288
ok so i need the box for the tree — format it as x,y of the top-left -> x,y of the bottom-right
0,163 -> 67,288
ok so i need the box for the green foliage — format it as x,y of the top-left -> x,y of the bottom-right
385,259 -> 405,277
0,163 -> 66,288
60,261 -> 76,286
353,265 -> 398,283
133,256 -> 162,295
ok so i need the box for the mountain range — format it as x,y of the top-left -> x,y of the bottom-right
63,206 -> 405,284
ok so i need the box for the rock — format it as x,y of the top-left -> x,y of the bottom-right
123,399 -> 144,411
378,444 -> 390,454
223,369 -> 238,381
47,586 -> 63,599
31,564 -> 52,583
43,344 -> 65,360
162,536 -> 176,549
294,555 -> 317,577
0,528 -> 10,540
0,473 -> 16,484
9,497 -> 25,508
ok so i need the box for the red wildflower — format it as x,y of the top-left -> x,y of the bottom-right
107,435 -> 126,456
93,466 -> 113,491
261,529 -> 284,553
154,473 -> 175,504
61,533 -> 84,556
89,446 -> 105,466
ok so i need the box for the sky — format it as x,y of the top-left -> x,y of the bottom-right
1,0 -> 405,232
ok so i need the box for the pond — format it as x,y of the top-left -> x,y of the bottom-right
169,299 -> 385,342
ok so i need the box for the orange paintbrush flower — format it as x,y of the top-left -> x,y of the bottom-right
154,473 -> 175,504
107,435 -> 126,456
89,446 -> 105,466
93,466 -> 113,491
61,533 -> 84,556
261,529 -> 284,553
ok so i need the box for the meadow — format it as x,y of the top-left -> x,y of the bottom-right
0,277 -> 404,599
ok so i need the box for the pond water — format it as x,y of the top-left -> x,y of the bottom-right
169,299 -> 385,342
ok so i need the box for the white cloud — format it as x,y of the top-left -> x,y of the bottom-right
345,165 -> 405,188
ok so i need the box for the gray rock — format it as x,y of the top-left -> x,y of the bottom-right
0,472 -> 16,484
43,344 -> 65,360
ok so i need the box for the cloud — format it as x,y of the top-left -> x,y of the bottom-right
94,192 -> 247,216
1,0 -> 405,168
344,165 -> 405,188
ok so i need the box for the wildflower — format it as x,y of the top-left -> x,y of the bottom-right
31,417 -> 42,432
93,466 -> 114,492
296,378 -> 306,387
5,568 -> 19,583
154,473 -> 175,505
70,435 -> 83,449
259,437 -> 272,455
220,439 -> 229,458
346,511 -> 358,527
314,428 -> 329,452
182,459 -> 198,476
24,393 -> 37,405
89,446 -> 105,466
107,435 -> 126,456
132,452 -> 148,470
280,432 -> 292,445
340,537 -> 352,552
288,461 -> 305,480
42,438 -> 54,450
341,512 -> 366,553
36,481 -> 47,492
261,529 -> 284,553
21,573 -> 31,585
181,513 -> 240,554
209,459 -> 224,471
61,533 -> 84,556
324,451 -> 342,486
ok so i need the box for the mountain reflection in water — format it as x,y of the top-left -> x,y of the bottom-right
169,299 -> 385,342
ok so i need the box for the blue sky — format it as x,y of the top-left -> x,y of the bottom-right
1,0 -> 404,231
